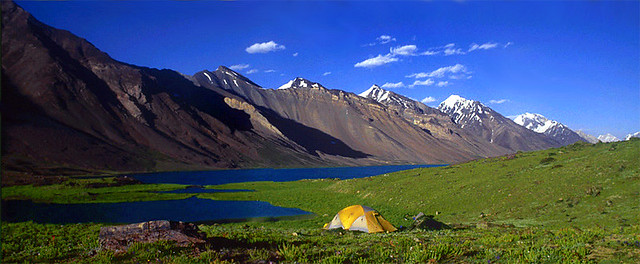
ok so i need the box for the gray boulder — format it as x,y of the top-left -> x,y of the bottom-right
99,220 -> 205,253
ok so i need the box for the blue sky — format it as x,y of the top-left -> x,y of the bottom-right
17,1 -> 639,139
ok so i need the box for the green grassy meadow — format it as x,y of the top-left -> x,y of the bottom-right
200,139 -> 640,230
2,177 -> 190,203
2,139 -> 639,263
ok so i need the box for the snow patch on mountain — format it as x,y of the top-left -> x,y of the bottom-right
513,113 -> 560,134
438,95 -> 485,124
597,133 -> 620,143
359,85 -> 388,100
359,85 -> 419,109
512,112 -> 586,146
203,72 -> 213,83
278,80 -> 294,89
278,77 -> 323,90
625,131 -> 640,141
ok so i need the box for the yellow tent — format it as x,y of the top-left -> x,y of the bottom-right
323,205 -> 397,233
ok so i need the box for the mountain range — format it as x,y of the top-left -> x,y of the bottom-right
0,1 -> 619,175
512,113 -> 585,146
437,95 -> 561,151
598,134 -> 620,143
575,130 -> 600,144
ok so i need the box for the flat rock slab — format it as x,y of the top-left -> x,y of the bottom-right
99,220 -> 206,253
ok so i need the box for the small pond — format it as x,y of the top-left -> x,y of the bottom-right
1,197 -> 311,224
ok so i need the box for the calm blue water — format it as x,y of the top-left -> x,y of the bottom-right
3,165 -> 442,224
1,197 -> 311,224
131,165 -> 442,185
157,188 -> 252,194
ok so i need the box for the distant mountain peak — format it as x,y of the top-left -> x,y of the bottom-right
440,94 -> 476,109
598,133 -> 620,143
358,84 -> 426,111
513,113 -> 561,134
358,84 -> 388,101
278,77 -> 323,90
625,131 -> 640,141
512,112 -> 584,145
217,66 -> 243,78
438,95 -> 487,125
436,95 -> 560,150
575,130 -> 600,144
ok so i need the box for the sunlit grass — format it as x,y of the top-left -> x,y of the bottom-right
2,139 -> 639,262
200,139 -> 640,230
2,177 -> 190,203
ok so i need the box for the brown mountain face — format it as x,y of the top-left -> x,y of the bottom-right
357,85 -> 513,155
194,68 -> 511,164
2,1 -> 551,176
1,1 -> 346,175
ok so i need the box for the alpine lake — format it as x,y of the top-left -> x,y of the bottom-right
2,165 -> 441,224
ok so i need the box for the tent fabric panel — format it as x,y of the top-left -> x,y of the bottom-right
361,205 -> 376,213
338,205 -> 364,230
376,215 -> 398,232
348,215 -> 370,232
364,211 -> 385,233
325,214 -> 344,229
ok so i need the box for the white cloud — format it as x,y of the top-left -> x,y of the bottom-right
409,79 -> 434,87
293,52 -> 299,57
323,71 -> 332,76
504,42 -> 513,48
436,81 -> 450,87
421,96 -> 437,104
264,69 -> 276,73
449,74 -> 473,80
229,64 -> 250,71
468,42 -> 499,52
406,72 -> 429,78
420,42 -> 508,56
407,64 -> 469,79
489,99 -> 509,104
354,54 -> 399,68
381,82 -> 405,88
245,41 -> 286,54
390,45 -> 418,56
246,69 -> 259,74
421,50 -> 439,56
366,35 -> 397,46
377,35 -> 396,44
443,43 -> 465,56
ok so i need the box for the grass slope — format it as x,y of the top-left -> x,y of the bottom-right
2,140 -> 639,263
2,177 -> 190,203
200,139 -> 640,229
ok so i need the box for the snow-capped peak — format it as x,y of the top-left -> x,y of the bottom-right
512,112 -> 587,145
625,131 -> 640,141
278,79 -> 294,89
359,85 -> 389,101
278,77 -> 322,90
513,112 -> 560,134
597,133 -> 620,143
440,95 -> 475,110
437,95 -> 487,125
